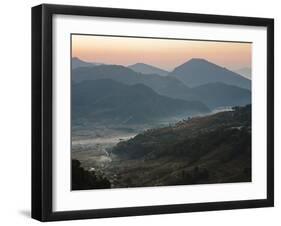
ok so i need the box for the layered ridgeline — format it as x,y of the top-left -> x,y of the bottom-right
110,105 -> 251,187
72,58 -> 251,109
72,79 -> 209,124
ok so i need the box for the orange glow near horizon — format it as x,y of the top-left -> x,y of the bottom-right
72,35 -> 251,71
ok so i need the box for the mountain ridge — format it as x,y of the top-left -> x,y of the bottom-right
128,63 -> 169,76
170,58 -> 251,90
72,57 -> 102,69
72,63 -> 251,109
72,79 -> 210,124
235,67 -> 252,79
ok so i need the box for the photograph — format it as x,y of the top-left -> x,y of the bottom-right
71,34 -> 252,190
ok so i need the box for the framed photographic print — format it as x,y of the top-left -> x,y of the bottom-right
32,4 -> 274,221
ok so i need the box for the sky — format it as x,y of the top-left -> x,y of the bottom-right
72,34 -> 252,71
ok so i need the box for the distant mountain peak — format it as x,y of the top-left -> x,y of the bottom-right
170,58 -> 251,90
174,58 -> 219,70
130,63 -> 148,67
188,58 -> 208,62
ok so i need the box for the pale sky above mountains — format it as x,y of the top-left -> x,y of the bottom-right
72,34 -> 251,71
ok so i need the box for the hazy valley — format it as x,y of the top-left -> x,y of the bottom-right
71,57 -> 252,190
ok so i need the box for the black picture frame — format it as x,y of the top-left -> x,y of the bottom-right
32,3 -> 274,222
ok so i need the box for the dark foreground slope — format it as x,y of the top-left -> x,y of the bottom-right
72,159 -> 111,190
110,105 -> 251,188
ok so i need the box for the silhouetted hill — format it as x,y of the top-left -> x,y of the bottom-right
170,58 -> 251,90
72,79 -> 210,124
128,63 -> 169,76
192,82 -> 251,108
